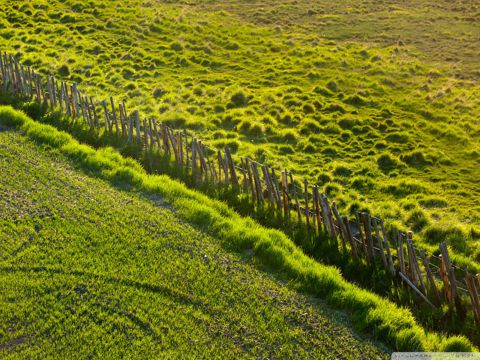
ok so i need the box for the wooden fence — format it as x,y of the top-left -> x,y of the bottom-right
1,51 -> 479,325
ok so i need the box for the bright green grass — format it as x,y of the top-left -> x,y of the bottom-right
1,0 -> 478,268
0,105 -> 475,352
0,122 -> 389,358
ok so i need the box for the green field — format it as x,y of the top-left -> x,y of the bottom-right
1,105 -> 475,354
1,0 -> 479,355
1,0 -> 478,270
0,112 -> 388,358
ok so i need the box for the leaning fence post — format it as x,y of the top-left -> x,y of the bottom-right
419,249 -> 441,304
224,146 -> 239,189
465,271 -> 480,324
343,216 -> 358,258
440,242 -> 464,318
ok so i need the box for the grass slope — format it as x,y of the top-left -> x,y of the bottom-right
0,105 -> 474,353
1,0 -> 479,268
0,113 -> 387,358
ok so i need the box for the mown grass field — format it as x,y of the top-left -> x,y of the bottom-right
0,114 -> 389,358
1,0 -> 478,270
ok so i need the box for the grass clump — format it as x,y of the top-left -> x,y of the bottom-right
377,154 -> 400,173
400,150 -> 432,167
424,221 -> 468,252
229,91 -> 249,108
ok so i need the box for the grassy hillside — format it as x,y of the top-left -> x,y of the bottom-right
1,105 -> 475,353
0,113 -> 388,358
1,0 -> 478,267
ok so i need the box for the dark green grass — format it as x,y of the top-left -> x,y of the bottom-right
0,0 -> 478,269
0,105 -> 475,353
0,115 -> 388,358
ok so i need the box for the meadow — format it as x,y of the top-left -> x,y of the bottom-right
1,0 -> 478,271
0,105 -> 475,354
1,0 -> 479,353
0,108 -> 389,358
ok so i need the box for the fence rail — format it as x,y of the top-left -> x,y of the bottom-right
1,51 -> 479,325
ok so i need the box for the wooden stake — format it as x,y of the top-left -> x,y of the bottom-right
239,157 -> 248,191
380,220 -> 396,275
245,158 -> 256,203
465,271 -> 480,324
406,232 -> 426,293
288,172 -> 302,223
397,231 -> 406,274
331,202 -> 347,252
355,211 -> 369,262
127,112 -> 133,143
440,242 -> 464,317
313,186 -> 322,235
419,249 -> 441,304
110,97 -> 119,134
281,170 -> 290,220
152,118 -> 161,149
191,138 -> 198,179
262,165 -> 275,207
251,161 -> 264,204
218,151 -> 228,184
372,218 -> 388,269
143,118 -> 148,149
304,179 -> 310,230
270,168 -> 282,211
134,110 -> 141,144
321,194 -> 337,240
224,146 -> 239,188
399,272 -> 436,308
184,130 -> 189,170
439,254 -> 451,303
344,216 -> 358,258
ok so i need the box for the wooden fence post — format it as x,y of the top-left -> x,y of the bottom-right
288,172 -> 302,223
380,220 -> 395,275
372,218 -> 388,270
331,202 -> 347,252
418,249 -> 441,304
191,138 -> 197,180
397,230 -> 406,275
245,158 -> 256,203
313,186 -> 322,235
304,179 -> 310,231
440,242 -> 464,318
251,161 -> 264,204
406,232 -> 426,294
224,146 -> 239,189
344,216 -> 358,258
465,271 -> 480,324
262,165 -> 275,208
355,211 -> 369,262
281,170 -> 290,221
320,194 -> 336,240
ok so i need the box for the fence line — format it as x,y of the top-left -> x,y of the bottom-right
1,51 -> 479,325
